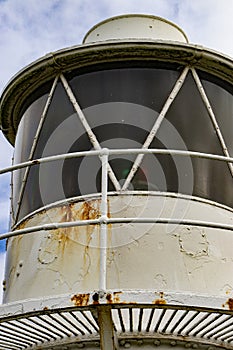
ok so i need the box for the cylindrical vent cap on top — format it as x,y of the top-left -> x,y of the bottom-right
83,14 -> 189,44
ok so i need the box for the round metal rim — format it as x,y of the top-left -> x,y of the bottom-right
1,290 -> 233,349
82,13 -> 189,44
1,40 -> 233,145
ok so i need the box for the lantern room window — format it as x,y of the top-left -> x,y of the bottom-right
12,64 -> 233,223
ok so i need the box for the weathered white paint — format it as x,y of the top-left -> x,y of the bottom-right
83,14 -> 188,44
3,195 -> 233,304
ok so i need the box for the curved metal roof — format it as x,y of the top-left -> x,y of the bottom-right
0,39 -> 233,145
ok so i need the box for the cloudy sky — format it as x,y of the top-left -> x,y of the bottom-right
0,0 -> 233,303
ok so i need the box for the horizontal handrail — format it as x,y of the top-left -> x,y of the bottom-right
1,216 -> 233,241
1,148 -> 233,175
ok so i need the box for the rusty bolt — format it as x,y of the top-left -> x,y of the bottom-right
99,290 -> 105,299
92,293 -> 99,303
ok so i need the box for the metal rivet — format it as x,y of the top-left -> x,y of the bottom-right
77,343 -> 84,348
154,340 -> 161,346
170,341 -> 177,346
99,290 -> 105,298
124,343 -> 131,348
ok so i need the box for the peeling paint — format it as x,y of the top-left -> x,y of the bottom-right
71,293 -> 90,306
222,298 -> 233,310
178,227 -> 209,258
37,200 -> 101,266
154,274 -> 167,289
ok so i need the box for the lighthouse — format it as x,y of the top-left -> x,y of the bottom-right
0,14 -> 233,349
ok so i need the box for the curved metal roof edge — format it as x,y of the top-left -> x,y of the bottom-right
0,40 -> 233,145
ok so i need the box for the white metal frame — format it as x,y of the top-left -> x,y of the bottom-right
1,65 -> 233,349
1,291 -> 233,349
11,66 -> 233,224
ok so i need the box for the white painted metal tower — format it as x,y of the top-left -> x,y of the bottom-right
0,14 -> 233,350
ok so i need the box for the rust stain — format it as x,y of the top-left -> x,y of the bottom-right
106,293 -> 113,303
225,298 -> 233,310
71,293 -> 90,306
105,292 -> 135,304
61,200 -> 100,234
113,291 -> 122,303
153,299 -> 167,305
40,200 -> 101,260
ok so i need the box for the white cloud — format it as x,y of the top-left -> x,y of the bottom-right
175,0 -> 233,56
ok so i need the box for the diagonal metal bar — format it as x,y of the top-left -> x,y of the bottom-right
59,73 -> 121,191
122,66 -> 189,190
191,67 -> 233,177
14,75 -> 59,224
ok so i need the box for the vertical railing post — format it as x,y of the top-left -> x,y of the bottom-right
99,149 -> 109,292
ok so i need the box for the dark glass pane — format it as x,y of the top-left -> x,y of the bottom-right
162,72 -> 233,207
13,94 -> 49,218
18,82 -> 83,220
16,67 -> 180,221
69,68 -> 180,113
201,78 -> 233,157
14,65 -> 233,223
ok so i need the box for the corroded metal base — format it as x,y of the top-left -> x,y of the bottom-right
1,291 -> 233,349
